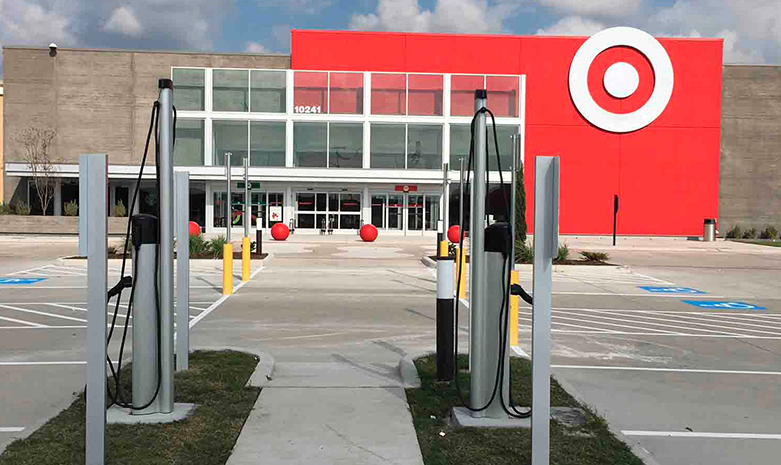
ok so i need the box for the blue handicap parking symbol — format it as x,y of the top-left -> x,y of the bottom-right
0,277 -> 47,285
683,300 -> 765,310
639,286 -> 705,294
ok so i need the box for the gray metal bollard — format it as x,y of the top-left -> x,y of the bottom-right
704,219 -> 716,242
256,229 -> 263,255
131,214 -> 161,414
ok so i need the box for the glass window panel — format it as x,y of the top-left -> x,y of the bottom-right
297,213 -> 315,229
173,119 -> 204,166
250,121 -> 285,167
340,215 -> 361,230
294,72 -> 327,114
488,125 -> 517,172
408,195 -> 424,231
371,73 -> 406,115
449,124 -> 471,167
370,124 -> 405,169
230,192 -> 245,227
297,192 -> 315,211
408,74 -> 443,116
371,195 -> 386,228
268,193 -> 284,225
451,75 -> 484,116
250,70 -> 286,113
213,120 -> 248,166
173,68 -> 205,111
294,122 -> 327,167
251,192 -> 267,228
425,194 -> 440,231
486,76 -> 519,117
407,124 -> 442,169
327,214 -> 337,230
340,193 -> 361,212
213,69 -> 249,112
318,214 -> 328,230
329,123 -> 363,168
316,193 -> 327,211
330,73 -> 363,114
328,193 -> 339,212
388,194 -> 403,230
213,192 -> 227,227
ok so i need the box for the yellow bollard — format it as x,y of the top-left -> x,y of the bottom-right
241,237 -> 250,282
439,240 -> 449,258
456,247 -> 466,299
222,244 -> 233,295
510,270 -> 519,347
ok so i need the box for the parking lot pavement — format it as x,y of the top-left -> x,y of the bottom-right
510,261 -> 781,465
0,258 -> 255,452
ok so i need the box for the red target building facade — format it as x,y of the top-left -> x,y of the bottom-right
292,29 -> 723,236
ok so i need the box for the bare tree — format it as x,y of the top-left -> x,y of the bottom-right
16,128 -> 58,216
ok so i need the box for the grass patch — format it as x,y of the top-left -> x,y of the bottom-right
0,350 -> 261,465
731,239 -> 781,248
407,354 -> 643,465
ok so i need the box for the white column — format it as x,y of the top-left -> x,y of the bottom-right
205,183 -> 213,234
53,178 -> 62,216
362,186 -> 370,226
364,73 -> 371,169
285,186 -> 293,227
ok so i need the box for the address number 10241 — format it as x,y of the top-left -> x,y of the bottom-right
294,105 -> 322,114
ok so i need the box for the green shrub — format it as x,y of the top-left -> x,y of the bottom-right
208,235 -> 229,259
113,200 -> 127,218
554,243 -> 570,263
0,202 -> 12,215
189,234 -> 210,257
514,239 -> 533,263
63,200 -> 78,216
742,228 -> 757,239
13,201 -> 31,215
726,224 -> 741,239
759,226 -> 779,240
581,251 -> 610,262
514,163 -> 527,245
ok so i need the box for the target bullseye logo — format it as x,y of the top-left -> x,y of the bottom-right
569,27 -> 674,133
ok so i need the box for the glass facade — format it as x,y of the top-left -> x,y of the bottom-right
250,121 -> 285,167
173,68 -> 205,111
213,120 -> 248,166
329,123 -> 363,168
294,122 -> 327,167
370,124 -> 405,169
329,73 -> 363,114
174,119 -> 204,166
213,70 -> 249,112
407,125 -> 442,169
250,70 -> 286,113
450,124 -> 518,171
371,74 -> 406,115
408,74 -> 443,116
295,191 -> 361,230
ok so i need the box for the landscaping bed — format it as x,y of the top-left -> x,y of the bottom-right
731,239 -> 781,248
0,350 -> 261,465
407,354 -> 643,465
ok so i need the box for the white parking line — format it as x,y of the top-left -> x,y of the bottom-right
0,304 -> 87,323
552,365 -> 781,375
552,292 -> 727,298
0,315 -> 45,327
518,315 -> 620,333
0,427 -> 25,433
540,311 -> 684,335
661,312 -> 781,333
188,266 -> 264,329
0,361 -> 87,366
621,431 -> 781,440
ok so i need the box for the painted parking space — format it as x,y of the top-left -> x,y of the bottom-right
639,286 -> 705,294
0,278 -> 47,285
683,300 -> 766,310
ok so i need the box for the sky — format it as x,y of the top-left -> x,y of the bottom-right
1,0 -> 780,77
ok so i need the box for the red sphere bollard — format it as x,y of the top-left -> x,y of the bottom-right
271,223 -> 290,241
447,225 -> 462,243
188,221 -> 201,236
359,224 -> 378,242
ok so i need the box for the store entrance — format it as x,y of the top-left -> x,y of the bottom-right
295,191 -> 362,231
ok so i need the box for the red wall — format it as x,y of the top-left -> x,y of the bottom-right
291,30 -> 723,236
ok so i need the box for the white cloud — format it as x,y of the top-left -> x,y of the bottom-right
103,6 -> 143,37
349,0 -> 519,34
536,0 -> 643,17
245,41 -> 268,53
0,0 -> 76,46
263,0 -> 333,15
536,16 -> 606,36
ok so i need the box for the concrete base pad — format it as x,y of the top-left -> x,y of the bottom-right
452,406 -> 587,429
106,403 -> 196,424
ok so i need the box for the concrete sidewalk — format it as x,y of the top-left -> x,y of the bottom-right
227,360 -> 424,465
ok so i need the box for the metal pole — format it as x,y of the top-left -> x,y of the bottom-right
226,152 -> 232,244
436,256 -> 455,381
613,194 -> 619,246
175,171 -> 190,371
459,157 -> 465,238
157,79 -> 175,413
78,157 -> 89,257
131,214 -> 161,413
84,153 -> 107,465
532,156 -> 559,465
469,89 -> 489,418
244,157 -> 250,238
443,162 -> 450,234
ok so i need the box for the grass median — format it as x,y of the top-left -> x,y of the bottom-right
0,350 -> 260,465
407,354 -> 644,465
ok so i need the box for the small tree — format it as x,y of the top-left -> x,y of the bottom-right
514,161 -> 527,244
16,128 -> 58,216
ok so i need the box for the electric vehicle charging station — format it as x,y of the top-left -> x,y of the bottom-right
446,89 -> 558,465
84,79 -> 194,464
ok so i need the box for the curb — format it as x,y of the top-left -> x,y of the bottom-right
398,353 -> 427,388
420,256 -> 436,268
551,373 -> 663,465
191,346 -> 275,388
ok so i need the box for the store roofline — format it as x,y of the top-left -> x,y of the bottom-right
1,45 -> 289,59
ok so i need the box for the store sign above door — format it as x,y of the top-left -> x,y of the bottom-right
237,182 -> 261,190
395,185 -> 418,192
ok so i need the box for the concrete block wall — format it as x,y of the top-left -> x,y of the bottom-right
0,215 -> 129,235
720,65 -> 781,232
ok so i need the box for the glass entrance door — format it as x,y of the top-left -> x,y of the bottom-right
296,191 -> 362,230
388,194 -> 403,230
407,194 -> 424,231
